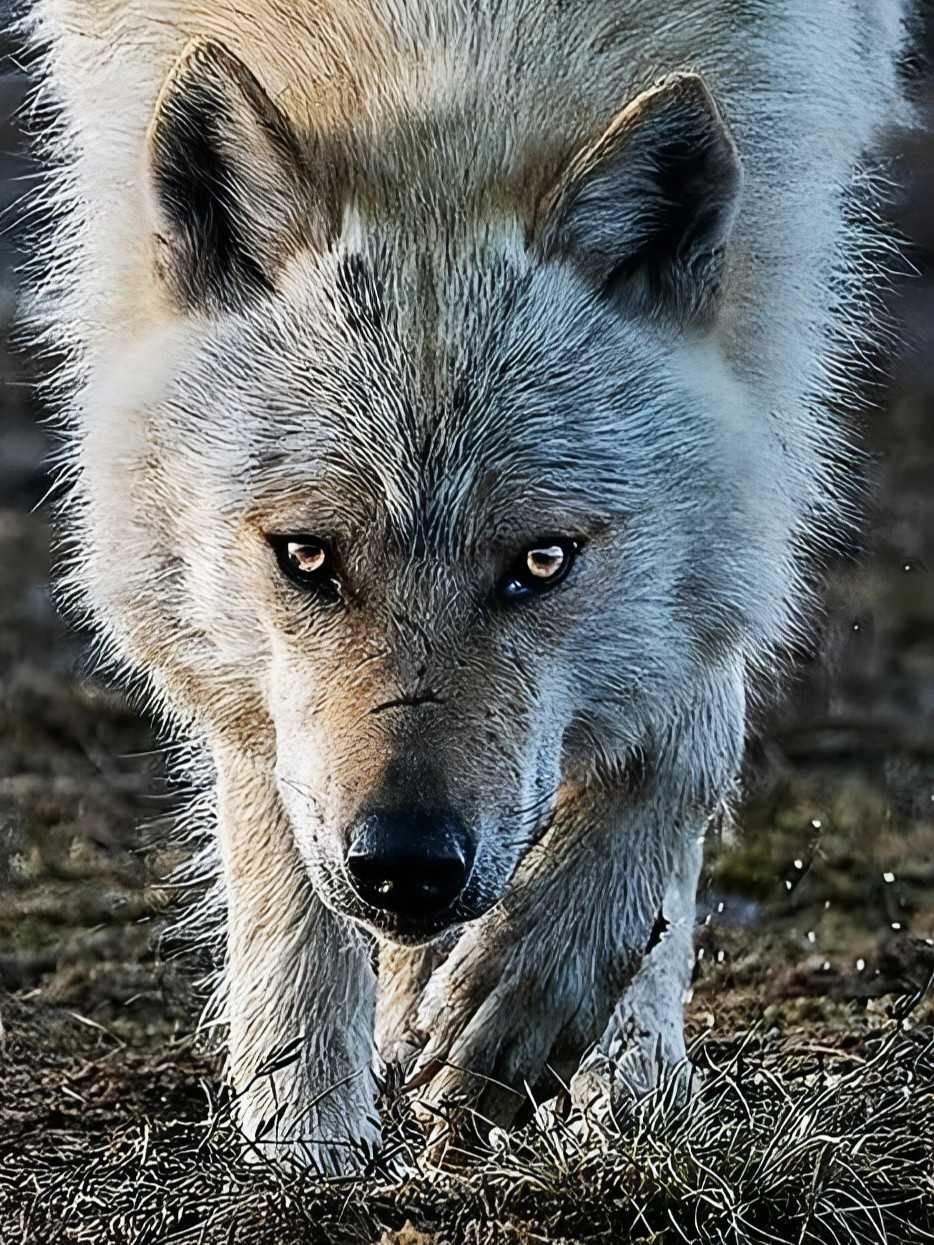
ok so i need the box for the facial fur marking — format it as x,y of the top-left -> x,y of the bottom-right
370,692 -> 445,714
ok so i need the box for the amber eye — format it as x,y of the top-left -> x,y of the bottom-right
269,535 -> 339,597
526,545 -> 567,579
500,537 -> 579,602
287,542 -> 326,575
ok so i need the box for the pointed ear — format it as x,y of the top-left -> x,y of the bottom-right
542,74 -> 742,328
146,40 -> 311,311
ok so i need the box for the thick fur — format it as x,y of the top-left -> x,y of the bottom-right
26,0 -> 909,1170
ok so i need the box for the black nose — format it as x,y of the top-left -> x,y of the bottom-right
346,809 -> 473,919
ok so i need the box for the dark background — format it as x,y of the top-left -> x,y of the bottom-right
0,6 -> 932,1045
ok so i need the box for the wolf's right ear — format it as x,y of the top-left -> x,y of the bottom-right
541,74 -> 742,329
147,40 -> 311,311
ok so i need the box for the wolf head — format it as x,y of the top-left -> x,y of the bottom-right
133,39 -> 756,943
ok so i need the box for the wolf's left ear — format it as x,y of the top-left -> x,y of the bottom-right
542,74 -> 742,328
147,39 -> 310,311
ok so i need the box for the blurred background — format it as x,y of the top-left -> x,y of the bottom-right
0,6 -> 932,1050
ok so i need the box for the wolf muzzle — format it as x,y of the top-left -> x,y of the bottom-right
346,809 -> 474,921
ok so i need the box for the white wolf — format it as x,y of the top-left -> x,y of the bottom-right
27,0 -> 909,1169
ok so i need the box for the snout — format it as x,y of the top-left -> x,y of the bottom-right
346,808 -> 474,923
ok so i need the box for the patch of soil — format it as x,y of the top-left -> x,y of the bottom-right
1,996 -> 932,1245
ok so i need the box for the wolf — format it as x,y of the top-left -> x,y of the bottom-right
25,0 -> 909,1170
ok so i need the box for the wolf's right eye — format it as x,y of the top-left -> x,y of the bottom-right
269,536 -> 340,597
499,537 -> 579,602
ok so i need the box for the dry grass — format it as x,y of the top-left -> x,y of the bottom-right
1,995 -> 933,1245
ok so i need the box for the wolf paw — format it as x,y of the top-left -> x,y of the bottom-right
568,1027 -> 698,1117
406,924 -> 586,1131
232,1060 -> 382,1175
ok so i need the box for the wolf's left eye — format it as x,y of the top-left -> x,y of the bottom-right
500,538 -> 579,602
269,536 -> 339,596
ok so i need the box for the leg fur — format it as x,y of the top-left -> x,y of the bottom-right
407,779 -> 703,1125
214,742 -> 380,1172
375,940 -> 451,1070
570,832 -> 703,1108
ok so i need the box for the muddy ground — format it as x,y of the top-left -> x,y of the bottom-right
0,25 -> 933,1245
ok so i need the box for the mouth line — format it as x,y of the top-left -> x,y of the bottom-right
370,691 -> 445,714
354,893 -> 488,943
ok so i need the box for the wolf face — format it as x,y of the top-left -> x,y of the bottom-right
132,40 -> 756,944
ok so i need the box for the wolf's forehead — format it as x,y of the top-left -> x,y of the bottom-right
236,378 -> 621,545
189,239 -> 668,533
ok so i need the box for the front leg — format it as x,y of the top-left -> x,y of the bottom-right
375,939 -> 451,1071
408,779 -> 693,1126
214,741 -> 380,1172
570,831 -> 703,1109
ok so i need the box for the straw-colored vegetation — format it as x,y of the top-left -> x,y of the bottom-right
2,992 -> 933,1244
